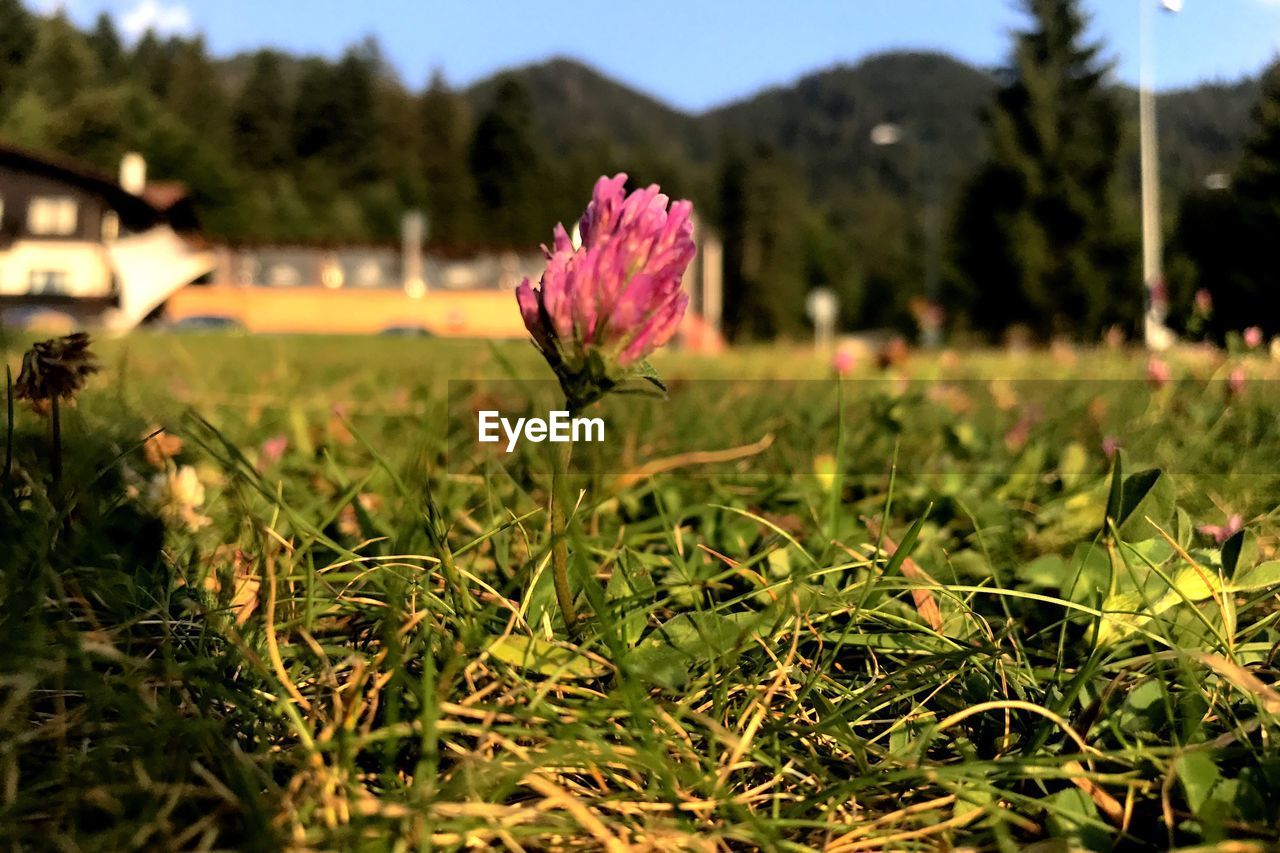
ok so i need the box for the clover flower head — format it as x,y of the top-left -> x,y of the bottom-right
1228,367 -> 1247,398
516,174 -> 695,407
832,348 -> 857,377
1197,513 -> 1243,545
1194,289 -> 1213,315
1146,356 -> 1171,388
1244,326 -> 1264,349
149,464 -> 211,532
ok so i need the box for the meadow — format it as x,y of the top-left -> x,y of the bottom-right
2,332 -> 1279,851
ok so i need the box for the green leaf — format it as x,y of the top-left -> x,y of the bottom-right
621,643 -> 689,690
1176,506 -> 1196,550
1093,556 -> 1280,645
1058,441 -> 1090,490
623,611 -> 765,690
1043,787 -> 1108,851
1015,554 -> 1066,590
1116,679 -> 1166,735
1177,751 -> 1221,815
1115,468 -> 1175,542
631,359 -> 667,394
884,506 -> 931,578
1094,588 -> 1148,645
1233,560 -> 1280,593
604,554 -> 656,648
1064,543 -> 1110,604
1128,536 -> 1175,566
1096,562 -> 1222,645
1222,530 -> 1245,578
486,635 -> 606,679
657,611 -> 763,656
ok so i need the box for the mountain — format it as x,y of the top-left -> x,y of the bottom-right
705,52 -> 996,202
1154,79 -> 1259,196
467,53 -> 1263,210
464,58 -> 708,168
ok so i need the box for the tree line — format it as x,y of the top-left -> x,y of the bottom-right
0,0 -> 1275,341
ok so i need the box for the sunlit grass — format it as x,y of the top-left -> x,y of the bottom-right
2,333 -> 1278,850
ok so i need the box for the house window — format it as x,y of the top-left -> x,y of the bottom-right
27,197 -> 78,236
102,211 -> 120,241
267,264 -> 302,286
29,270 -> 70,295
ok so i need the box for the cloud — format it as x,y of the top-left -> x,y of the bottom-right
118,0 -> 194,40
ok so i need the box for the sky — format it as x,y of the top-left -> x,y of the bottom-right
30,0 -> 1280,111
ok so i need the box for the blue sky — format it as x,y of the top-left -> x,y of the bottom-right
33,0 -> 1280,110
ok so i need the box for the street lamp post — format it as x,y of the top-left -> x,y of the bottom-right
871,122 -> 943,348
1140,0 -> 1182,350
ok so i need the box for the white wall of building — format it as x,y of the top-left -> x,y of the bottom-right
0,241 -> 113,297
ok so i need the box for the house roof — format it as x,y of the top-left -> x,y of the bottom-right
0,140 -> 194,228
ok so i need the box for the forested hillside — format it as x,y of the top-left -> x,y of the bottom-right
0,0 -> 1265,335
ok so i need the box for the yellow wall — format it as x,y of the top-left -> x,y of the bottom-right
165,285 -> 530,337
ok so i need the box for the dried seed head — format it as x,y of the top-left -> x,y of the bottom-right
14,332 -> 99,415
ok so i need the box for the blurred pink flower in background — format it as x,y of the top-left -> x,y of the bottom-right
1194,289 -> 1213,315
1228,367 -> 1247,398
1101,436 -> 1120,460
1004,404 -> 1043,452
259,434 -> 288,468
833,347 -> 857,377
516,173 -> 695,371
1146,356 -> 1170,388
1244,326 -> 1264,349
1198,513 -> 1243,545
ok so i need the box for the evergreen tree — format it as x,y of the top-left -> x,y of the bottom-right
950,0 -> 1136,340
468,76 -> 545,245
742,144 -> 810,338
838,188 -> 916,328
717,144 -> 752,341
419,72 -> 475,245
27,14 -> 99,109
292,46 -> 379,179
87,13 -> 124,81
129,31 -> 176,100
292,59 -> 340,161
1174,62 -> 1280,338
231,50 -> 291,172
716,143 -> 811,339
165,38 -> 229,143
372,79 -> 427,230
328,43 -> 379,177
0,0 -> 36,117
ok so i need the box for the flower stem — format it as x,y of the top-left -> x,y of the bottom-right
50,395 -> 62,489
550,429 -> 578,635
4,365 -> 13,483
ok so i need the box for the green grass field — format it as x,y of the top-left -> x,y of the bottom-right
3,333 -> 1280,851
